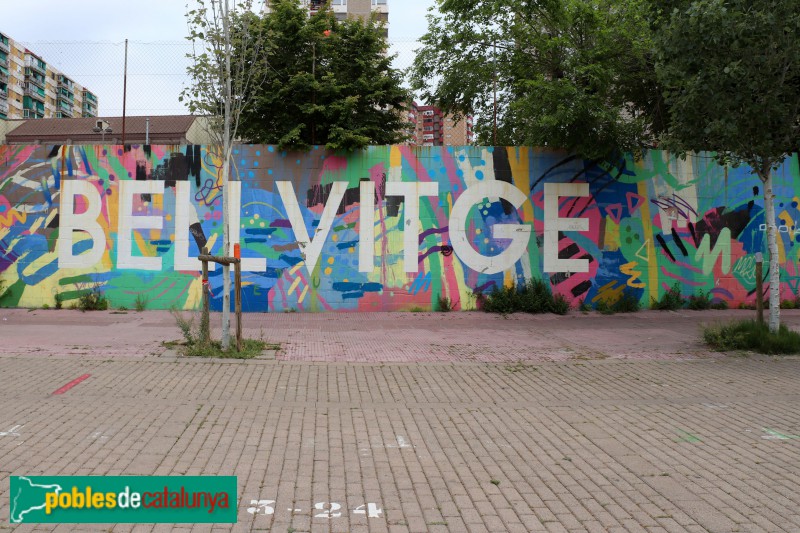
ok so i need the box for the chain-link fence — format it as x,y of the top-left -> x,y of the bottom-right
16,40 -> 421,117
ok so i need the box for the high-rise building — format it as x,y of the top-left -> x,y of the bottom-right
408,102 -> 474,146
0,30 -> 98,121
265,0 -> 389,35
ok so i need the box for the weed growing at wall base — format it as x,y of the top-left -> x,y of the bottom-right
651,284 -> 686,311
171,310 -> 275,359
703,320 -> 800,355
482,279 -> 570,315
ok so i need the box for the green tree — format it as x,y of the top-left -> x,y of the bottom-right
410,0 -> 665,159
653,0 -> 800,332
182,0 -> 269,350
237,0 -> 410,151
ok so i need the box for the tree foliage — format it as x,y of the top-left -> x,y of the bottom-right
182,0 -> 268,146
652,0 -> 800,332
236,0 -> 410,151
410,0 -> 664,159
653,0 -> 800,173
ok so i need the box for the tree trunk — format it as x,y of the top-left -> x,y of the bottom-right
761,170 -> 781,333
221,0 -> 233,351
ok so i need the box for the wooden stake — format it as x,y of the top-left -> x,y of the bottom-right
201,246 -> 210,343
234,260 -> 242,352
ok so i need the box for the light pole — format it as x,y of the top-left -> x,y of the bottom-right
92,119 -> 112,143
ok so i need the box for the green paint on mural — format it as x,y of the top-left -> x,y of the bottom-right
0,278 -> 26,307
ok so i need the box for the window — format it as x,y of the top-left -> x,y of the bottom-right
330,0 -> 345,4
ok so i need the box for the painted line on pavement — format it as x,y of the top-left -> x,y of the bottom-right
51,374 -> 91,395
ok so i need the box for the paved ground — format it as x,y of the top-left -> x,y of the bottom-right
1,309 -> 799,532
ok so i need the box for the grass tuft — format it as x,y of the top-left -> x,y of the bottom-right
703,320 -> 800,355
171,310 -> 276,359
134,293 -> 149,312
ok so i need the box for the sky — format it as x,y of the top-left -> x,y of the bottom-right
1,0 -> 436,117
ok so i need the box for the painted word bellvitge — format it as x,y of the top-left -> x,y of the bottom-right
1,145 -> 798,312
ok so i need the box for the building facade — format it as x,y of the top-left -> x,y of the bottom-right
409,103 -> 474,146
0,30 -> 98,121
265,0 -> 389,34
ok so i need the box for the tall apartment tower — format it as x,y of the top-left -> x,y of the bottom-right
265,0 -> 389,34
0,30 -> 98,121
409,103 -> 474,146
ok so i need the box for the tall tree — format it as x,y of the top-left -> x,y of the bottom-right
410,0 -> 665,159
237,0 -> 410,151
653,0 -> 800,332
182,0 -> 268,349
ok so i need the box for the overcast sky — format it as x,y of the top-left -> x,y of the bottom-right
1,0 -> 436,116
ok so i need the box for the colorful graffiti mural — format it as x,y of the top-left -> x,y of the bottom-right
0,144 -> 799,311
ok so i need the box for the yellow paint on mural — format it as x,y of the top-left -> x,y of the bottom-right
604,218 -> 620,251
636,180 -> 659,301
620,261 -> 646,288
507,147 -> 534,223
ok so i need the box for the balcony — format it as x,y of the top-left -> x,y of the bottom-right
83,91 -> 97,104
23,108 -> 44,119
0,39 -> 9,54
25,58 -> 46,76
0,71 -> 7,84
26,73 -> 45,90
0,88 -> 7,100
0,101 -> 8,115
24,85 -> 46,102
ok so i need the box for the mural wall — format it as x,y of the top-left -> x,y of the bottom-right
0,144 -> 798,312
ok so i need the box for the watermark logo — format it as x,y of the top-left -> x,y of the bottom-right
9,476 -> 236,523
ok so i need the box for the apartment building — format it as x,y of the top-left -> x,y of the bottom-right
0,30 -> 98,121
408,103 -> 474,146
265,0 -> 389,34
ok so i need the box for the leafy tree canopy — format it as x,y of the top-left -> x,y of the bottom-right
237,0 -> 410,151
652,0 -> 800,176
410,0 -> 664,159
652,0 -> 800,333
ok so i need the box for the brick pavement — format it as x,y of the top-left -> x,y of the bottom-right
1,309 -> 799,532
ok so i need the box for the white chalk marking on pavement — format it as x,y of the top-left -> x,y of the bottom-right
0,425 -> 22,437
386,435 -> 413,448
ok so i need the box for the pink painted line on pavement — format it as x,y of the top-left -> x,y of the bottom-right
51,374 -> 91,395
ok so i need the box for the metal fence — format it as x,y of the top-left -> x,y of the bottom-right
15,40 -> 421,117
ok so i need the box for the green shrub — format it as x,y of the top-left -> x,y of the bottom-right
482,279 -> 569,315
780,299 -> 797,310
550,293 -> 570,315
595,291 -> 640,315
704,320 -> 800,354
710,299 -> 729,310
651,283 -> 685,311
78,287 -> 108,311
687,291 -> 712,310
436,294 -> 454,312
54,292 -> 64,310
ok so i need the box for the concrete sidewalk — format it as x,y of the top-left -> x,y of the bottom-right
2,308 -> 798,362
1,309 -> 800,533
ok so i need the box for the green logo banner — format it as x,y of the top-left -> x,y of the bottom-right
9,476 -> 237,523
